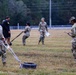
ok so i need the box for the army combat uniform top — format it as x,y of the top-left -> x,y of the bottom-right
38,22 -> 48,45
2,20 -> 11,38
22,26 -> 31,45
0,25 -> 6,66
71,23 -> 76,59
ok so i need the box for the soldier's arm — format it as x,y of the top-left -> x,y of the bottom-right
38,22 -> 41,31
29,27 -> 31,32
24,27 -> 28,33
70,27 -> 76,37
67,32 -> 72,37
66,31 -> 75,38
64,32 -> 72,37
0,25 -> 5,40
45,22 -> 48,32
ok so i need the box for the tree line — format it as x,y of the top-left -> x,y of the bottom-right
0,0 -> 76,26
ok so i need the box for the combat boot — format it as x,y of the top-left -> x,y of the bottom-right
3,62 -> 6,66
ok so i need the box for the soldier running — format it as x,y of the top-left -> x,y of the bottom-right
38,18 -> 48,45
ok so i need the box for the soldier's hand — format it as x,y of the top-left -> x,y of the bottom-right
2,38 -> 5,41
2,38 -> 6,43
7,45 -> 10,50
67,32 -> 72,35
66,32 -> 70,35
8,31 -> 11,34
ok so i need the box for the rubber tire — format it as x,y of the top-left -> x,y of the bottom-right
22,62 -> 37,69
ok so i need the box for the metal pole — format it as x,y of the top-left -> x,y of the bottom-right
17,23 -> 19,30
49,0 -> 52,28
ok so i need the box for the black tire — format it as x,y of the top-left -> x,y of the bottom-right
22,62 -> 37,69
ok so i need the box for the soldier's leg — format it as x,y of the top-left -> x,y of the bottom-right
0,44 -> 6,66
25,36 -> 29,45
42,32 -> 45,45
42,37 -> 45,45
0,46 -> 3,60
22,35 -> 28,46
72,42 -> 76,59
2,45 -> 6,66
22,35 -> 26,45
0,51 -> 2,56
2,51 -> 6,66
38,36 -> 42,44
38,31 -> 43,44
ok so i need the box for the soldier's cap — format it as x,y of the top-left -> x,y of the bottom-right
69,16 -> 76,23
6,16 -> 10,19
26,23 -> 30,26
41,17 -> 45,21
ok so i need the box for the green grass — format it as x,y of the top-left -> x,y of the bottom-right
0,29 -> 76,75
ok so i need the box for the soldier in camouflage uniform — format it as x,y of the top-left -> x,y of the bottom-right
22,23 -> 31,46
0,25 -> 6,66
69,17 -> 76,59
38,18 -> 48,45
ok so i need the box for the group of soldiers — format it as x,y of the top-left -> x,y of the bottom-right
0,17 -> 48,66
0,16 -> 76,67
0,16 -> 11,66
21,17 -> 76,62
22,17 -> 48,46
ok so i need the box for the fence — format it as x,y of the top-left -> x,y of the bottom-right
10,25 -> 71,30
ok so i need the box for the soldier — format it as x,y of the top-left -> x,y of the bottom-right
69,16 -> 76,59
2,16 -> 11,45
38,18 -> 48,45
22,23 -> 31,46
0,25 -> 6,66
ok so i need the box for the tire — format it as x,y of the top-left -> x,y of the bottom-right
22,62 -> 37,69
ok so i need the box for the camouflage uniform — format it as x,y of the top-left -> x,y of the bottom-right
38,22 -> 48,45
22,26 -> 31,45
71,23 -> 76,59
0,25 -> 6,66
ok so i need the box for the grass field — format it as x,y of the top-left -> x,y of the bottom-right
0,29 -> 76,75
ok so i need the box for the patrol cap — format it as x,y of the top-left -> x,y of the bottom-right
6,16 -> 10,19
41,17 -> 45,21
26,22 -> 30,26
69,16 -> 76,23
